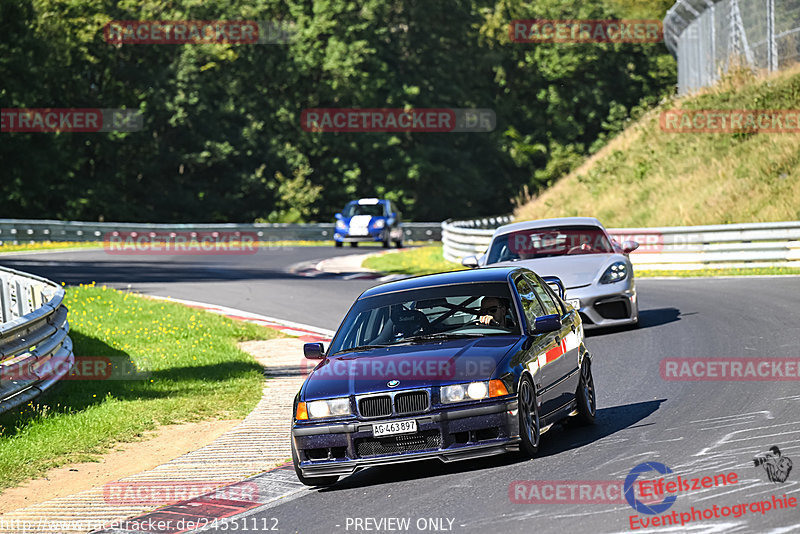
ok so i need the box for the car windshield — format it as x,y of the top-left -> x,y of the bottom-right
486,225 -> 614,263
342,203 -> 385,217
328,282 -> 520,355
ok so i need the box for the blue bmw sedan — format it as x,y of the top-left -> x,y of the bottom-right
291,267 -> 596,486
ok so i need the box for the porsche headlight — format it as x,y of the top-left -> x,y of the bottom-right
372,219 -> 385,229
306,397 -> 352,419
600,261 -> 628,284
336,220 -> 347,231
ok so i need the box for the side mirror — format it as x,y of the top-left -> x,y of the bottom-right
461,255 -> 479,268
622,240 -> 639,254
533,314 -> 562,334
303,342 -> 325,359
541,276 -> 566,300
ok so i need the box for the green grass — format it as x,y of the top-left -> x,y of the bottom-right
362,246 -> 468,276
0,284 -> 279,491
636,267 -> 800,277
364,245 -> 800,278
0,241 -> 103,254
514,66 -> 800,227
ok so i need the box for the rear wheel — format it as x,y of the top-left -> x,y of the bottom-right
291,441 -> 338,487
518,376 -> 540,457
395,239 -> 404,248
574,360 -> 596,425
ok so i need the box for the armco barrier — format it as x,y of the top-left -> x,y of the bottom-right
0,267 -> 73,415
442,218 -> 800,270
0,219 -> 441,244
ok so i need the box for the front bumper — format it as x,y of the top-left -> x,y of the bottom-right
333,231 -> 385,243
566,279 -> 638,329
292,399 -> 519,478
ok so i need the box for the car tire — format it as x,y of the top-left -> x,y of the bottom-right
574,360 -> 596,425
334,241 -> 343,248
395,239 -> 403,248
382,240 -> 390,248
350,242 -> 358,248
291,440 -> 338,487
518,375 -> 540,457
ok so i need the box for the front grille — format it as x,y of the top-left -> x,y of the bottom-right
355,430 -> 441,457
394,391 -> 428,414
595,300 -> 628,320
359,395 -> 392,417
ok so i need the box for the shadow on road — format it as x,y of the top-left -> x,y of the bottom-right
316,399 -> 665,492
587,307 -> 681,337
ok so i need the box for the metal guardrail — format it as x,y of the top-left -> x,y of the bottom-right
0,267 -> 73,415
0,219 -> 442,244
442,218 -> 800,270
664,0 -> 800,94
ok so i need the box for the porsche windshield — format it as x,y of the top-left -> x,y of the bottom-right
486,225 -> 614,263
328,282 -> 520,355
343,203 -> 385,217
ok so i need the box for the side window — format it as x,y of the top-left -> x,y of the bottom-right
514,277 -> 546,328
524,274 -> 560,316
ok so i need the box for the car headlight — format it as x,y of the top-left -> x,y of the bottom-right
306,397 -> 352,419
600,261 -> 628,284
441,380 -> 507,403
372,219 -> 385,229
335,220 -> 347,231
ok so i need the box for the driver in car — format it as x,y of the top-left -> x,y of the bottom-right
478,297 -> 509,326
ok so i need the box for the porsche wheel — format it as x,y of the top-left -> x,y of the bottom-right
518,375 -> 540,457
292,441 -> 338,487
334,241 -> 343,248
575,360 -> 596,425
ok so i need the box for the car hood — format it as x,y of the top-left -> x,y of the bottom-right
303,336 -> 520,399
344,214 -> 382,225
491,253 -> 625,288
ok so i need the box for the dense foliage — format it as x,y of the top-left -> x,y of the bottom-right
0,0 -> 675,222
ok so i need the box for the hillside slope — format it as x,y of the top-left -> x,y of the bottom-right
514,66 -> 800,227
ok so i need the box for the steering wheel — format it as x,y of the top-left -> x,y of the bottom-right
463,318 -> 499,327
567,243 -> 593,255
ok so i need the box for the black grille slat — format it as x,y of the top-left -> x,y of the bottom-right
394,391 -> 428,414
359,395 -> 392,417
355,430 -> 441,457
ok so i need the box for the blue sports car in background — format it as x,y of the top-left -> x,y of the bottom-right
291,266 -> 596,487
333,198 -> 404,248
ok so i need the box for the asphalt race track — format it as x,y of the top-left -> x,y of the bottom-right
3,248 -> 800,534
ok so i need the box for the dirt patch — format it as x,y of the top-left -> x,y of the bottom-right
0,419 -> 240,515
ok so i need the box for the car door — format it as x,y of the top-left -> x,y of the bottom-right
512,275 -> 559,414
525,273 -> 581,413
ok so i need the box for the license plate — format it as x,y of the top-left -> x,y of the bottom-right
349,227 -> 368,236
372,419 -> 417,437
567,299 -> 581,309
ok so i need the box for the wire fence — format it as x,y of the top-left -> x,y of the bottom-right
664,0 -> 800,94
